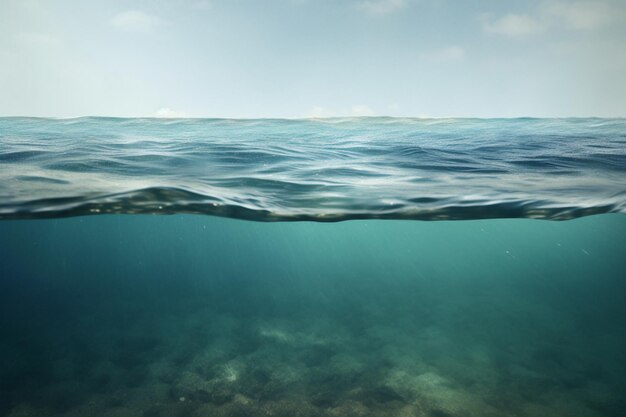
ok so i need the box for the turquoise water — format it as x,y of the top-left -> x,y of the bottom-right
1,117 -> 625,416
1,215 -> 625,417
1,117 -> 625,220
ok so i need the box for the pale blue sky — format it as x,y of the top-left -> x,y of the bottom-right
1,0 -> 625,118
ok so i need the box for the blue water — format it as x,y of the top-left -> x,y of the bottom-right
0,118 -> 625,417
1,117 -> 625,220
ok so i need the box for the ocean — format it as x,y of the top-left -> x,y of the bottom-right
0,117 -> 625,417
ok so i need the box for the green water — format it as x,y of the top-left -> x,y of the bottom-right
1,215 -> 625,416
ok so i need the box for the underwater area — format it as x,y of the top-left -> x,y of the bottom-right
0,117 -> 625,416
1,214 -> 625,417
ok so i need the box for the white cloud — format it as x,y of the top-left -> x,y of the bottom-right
542,1 -> 611,29
306,106 -> 332,118
358,0 -> 407,16
483,1 -> 613,37
154,108 -> 187,118
109,10 -> 164,33
423,46 -> 466,62
483,13 -> 545,37
350,104 -> 375,116
306,105 -> 376,118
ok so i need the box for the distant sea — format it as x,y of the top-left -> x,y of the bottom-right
1,117 -> 625,417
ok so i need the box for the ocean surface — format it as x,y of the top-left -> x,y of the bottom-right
0,117 -> 625,417
1,117 -> 625,220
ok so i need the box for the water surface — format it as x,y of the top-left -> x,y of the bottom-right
1,117 -> 624,220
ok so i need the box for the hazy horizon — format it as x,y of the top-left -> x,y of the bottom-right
2,115 -> 626,121
2,0 -> 626,119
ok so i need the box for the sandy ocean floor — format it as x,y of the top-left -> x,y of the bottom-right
1,215 -> 625,417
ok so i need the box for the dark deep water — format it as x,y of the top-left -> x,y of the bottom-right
1,214 -> 625,417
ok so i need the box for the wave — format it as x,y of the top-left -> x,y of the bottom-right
1,117 -> 625,221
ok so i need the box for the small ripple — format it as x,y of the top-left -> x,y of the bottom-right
0,117 -> 625,221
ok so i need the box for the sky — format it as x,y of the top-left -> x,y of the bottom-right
1,0 -> 625,118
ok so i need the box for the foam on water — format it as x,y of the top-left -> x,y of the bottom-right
1,117 -> 625,220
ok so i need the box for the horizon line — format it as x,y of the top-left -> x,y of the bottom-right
2,115 -> 625,121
